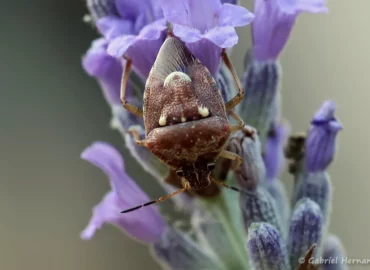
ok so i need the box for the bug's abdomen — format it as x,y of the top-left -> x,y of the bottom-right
146,116 -> 230,169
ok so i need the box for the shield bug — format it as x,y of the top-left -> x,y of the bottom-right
120,34 -> 245,213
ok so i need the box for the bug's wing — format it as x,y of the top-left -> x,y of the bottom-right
154,37 -> 226,120
188,60 -> 227,119
149,37 -> 196,82
144,37 -> 197,133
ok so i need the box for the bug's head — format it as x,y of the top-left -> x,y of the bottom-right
176,163 -> 216,190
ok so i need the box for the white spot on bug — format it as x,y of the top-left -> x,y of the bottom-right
159,115 -> 166,126
198,106 -> 209,118
164,71 -> 191,88
181,116 -> 186,122
173,117 -> 176,120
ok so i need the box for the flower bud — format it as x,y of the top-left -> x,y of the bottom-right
288,198 -> 323,269
305,101 -> 342,172
247,222 -> 290,270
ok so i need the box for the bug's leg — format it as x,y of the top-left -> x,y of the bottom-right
121,59 -> 143,117
127,127 -> 147,146
229,110 -> 245,133
222,49 -> 245,111
219,150 -> 243,170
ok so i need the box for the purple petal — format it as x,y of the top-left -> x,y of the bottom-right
278,0 -> 328,14
173,24 -> 202,43
221,0 -> 238,4
96,16 -> 133,40
80,142 -> 167,242
252,0 -> 327,61
115,0 -> 148,20
218,3 -> 255,27
161,0 -> 222,34
311,100 -> 337,124
80,191 -> 120,240
160,0 -> 188,25
136,19 -> 167,40
252,0 -> 295,61
108,35 -> 136,58
203,26 -> 238,48
108,19 -> 167,77
82,39 -> 122,105
186,39 -> 222,76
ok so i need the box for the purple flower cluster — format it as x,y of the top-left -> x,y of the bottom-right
80,0 -> 347,269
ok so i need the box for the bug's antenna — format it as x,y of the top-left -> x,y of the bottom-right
121,186 -> 188,213
210,177 -> 243,193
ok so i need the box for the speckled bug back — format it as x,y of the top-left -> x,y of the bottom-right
143,36 -> 227,135
142,36 -> 231,190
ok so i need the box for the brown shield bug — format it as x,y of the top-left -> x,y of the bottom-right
120,34 -> 245,213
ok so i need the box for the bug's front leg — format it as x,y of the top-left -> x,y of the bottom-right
127,126 -> 147,146
221,49 -> 245,111
228,110 -> 245,133
219,150 -> 242,170
121,59 -> 144,117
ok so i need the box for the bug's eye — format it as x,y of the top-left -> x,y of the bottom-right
207,163 -> 216,170
176,170 -> 184,177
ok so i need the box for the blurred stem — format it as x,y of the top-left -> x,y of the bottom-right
204,189 -> 250,270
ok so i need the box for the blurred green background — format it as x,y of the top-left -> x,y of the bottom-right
1,0 -> 369,269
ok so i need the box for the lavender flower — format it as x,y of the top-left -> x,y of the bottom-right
247,222 -> 290,270
252,0 -> 328,61
239,54 -> 282,143
80,142 -> 166,243
228,126 -> 264,191
291,102 -> 342,225
288,198 -> 323,269
161,0 -> 254,75
79,1 -> 347,270
82,38 -> 123,105
100,0 -> 167,77
240,186 -> 284,237
305,101 -> 343,172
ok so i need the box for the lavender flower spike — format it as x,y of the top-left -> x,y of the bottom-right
252,0 -> 328,61
228,126 -> 264,191
247,222 -> 290,270
80,142 -> 166,243
239,58 -> 281,144
305,100 -> 343,172
240,187 -> 284,237
161,0 -> 254,75
82,38 -> 123,105
288,198 -> 323,269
